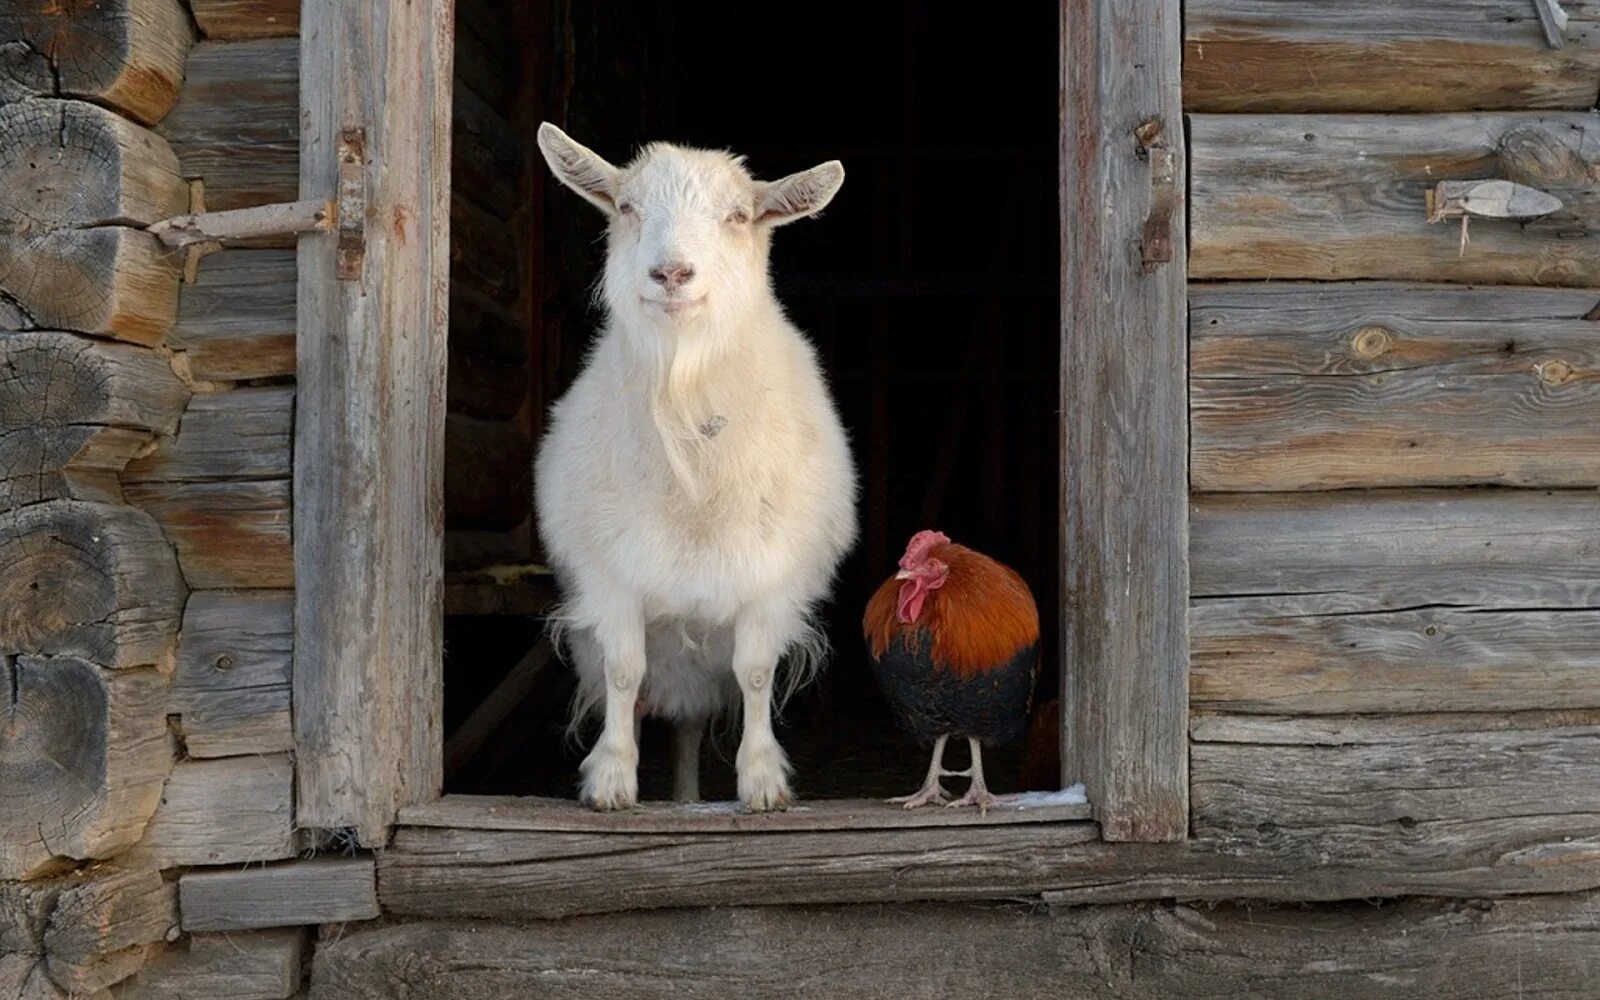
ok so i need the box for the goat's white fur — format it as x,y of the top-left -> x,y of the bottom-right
534,123 -> 857,811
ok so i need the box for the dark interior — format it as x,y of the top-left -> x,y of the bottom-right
441,0 -> 1062,801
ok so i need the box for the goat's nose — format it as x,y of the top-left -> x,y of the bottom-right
649,261 -> 695,288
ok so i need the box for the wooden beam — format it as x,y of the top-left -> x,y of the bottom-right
0,659 -> 170,879
147,198 -> 333,248
189,0 -> 301,40
316,894 -> 1600,1000
125,386 -> 293,483
0,330 -> 188,508
1185,0 -> 1600,113
157,39 -> 299,212
294,0 -> 452,844
43,868 -> 175,995
110,928 -> 304,1000
172,249 -> 296,380
128,754 -> 296,867
171,590 -> 293,757
1191,113 -> 1600,286
1191,283 -> 1600,491
1060,0 -> 1189,841
124,479 -> 292,588
179,858 -> 378,932
442,641 -> 554,780
0,0 -> 195,125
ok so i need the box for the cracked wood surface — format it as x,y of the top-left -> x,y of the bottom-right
125,753 -> 296,868
169,590 -> 293,758
110,928 -> 304,1000
2,868 -> 176,996
123,478 -> 291,589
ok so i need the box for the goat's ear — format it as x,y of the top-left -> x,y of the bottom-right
537,122 -> 620,214
755,161 -> 844,226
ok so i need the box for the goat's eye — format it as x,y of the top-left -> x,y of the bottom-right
617,201 -> 636,216
725,208 -> 750,225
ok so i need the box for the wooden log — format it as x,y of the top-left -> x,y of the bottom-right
125,386 -> 293,483
1185,0 -> 1600,113
444,521 -> 532,574
1191,283 -> 1600,491
452,84 -> 524,220
1060,0 -> 1188,840
1191,113 -> 1600,286
0,99 -> 186,343
448,348 -> 529,422
0,0 -> 194,124
172,249 -> 295,380
0,500 -> 185,667
156,39 -> 297,212
0,330 -> 188,508
315,894 -> 1600,1000
128,754 -> 296,868
189,0 -> 300,40
148,198 -> 332,249
445,414 -> 533,530
179,858 -> 379,932
451,194 -> 523,305
1191,489 -> 1600,609
44,869 -> 175,995
451,4 -> 517,116
450,291 -> 527,364
111,928 -> 304,1000
170,590 -> 293,757
124,479 -> 292,588
295,0 -> 451,844
0,659 -> 170,879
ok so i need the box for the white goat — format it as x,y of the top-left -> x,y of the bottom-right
533,123 -> 858,811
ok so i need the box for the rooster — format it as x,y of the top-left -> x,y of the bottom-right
863,530 -> 1040,813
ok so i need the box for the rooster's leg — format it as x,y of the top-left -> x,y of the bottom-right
888,734 -> 954,808
947,737 -> 1001,816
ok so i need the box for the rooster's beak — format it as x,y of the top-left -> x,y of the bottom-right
894,569 -> 914,581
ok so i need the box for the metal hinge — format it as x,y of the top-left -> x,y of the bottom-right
337,127 -> 366,280
1135,115 -> 1178,273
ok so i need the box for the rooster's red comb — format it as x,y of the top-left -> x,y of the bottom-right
898,529 -> 952,570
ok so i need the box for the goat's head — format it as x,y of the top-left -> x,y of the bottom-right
537,123 -> 843,332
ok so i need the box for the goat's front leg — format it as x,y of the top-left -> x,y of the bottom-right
732,604 -> 793,811
579,605 -> 647,811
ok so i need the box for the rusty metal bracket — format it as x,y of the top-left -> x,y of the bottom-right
337,126 -> 367,281
1136,116 -> 1177,272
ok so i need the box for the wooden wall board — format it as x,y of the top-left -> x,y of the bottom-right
171,249 -> 296,380
171,590 -> 294,757
125,479 -> 292,588
179,858 -> 379,932
128,754 -> 296,867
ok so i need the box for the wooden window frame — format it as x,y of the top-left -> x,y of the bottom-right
292,0 -> 1187,855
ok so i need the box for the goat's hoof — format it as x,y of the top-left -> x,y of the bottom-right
737,743 -> 792,812
579,745 -> 639,811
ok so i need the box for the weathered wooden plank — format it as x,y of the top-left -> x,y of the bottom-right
116,932 -> 300,999
452,83 -> 523,220
128,754 -> 296,867
318,894 -> 1600,1000
0,330 -> 188,508
111,928 -> 304,1000
1186,0 -> 1600,113
189,0 -> 300,40
1191,113 -> 1600,286
445,414 -> 532,530
0,660 -> 170,879
451,193 -> 522,305
0,0 -> 194,124
124,479 -> 291,588
0,99 -> 186,343
179,858 -> 379,932
451,0 -> 518,115
172,249 -> 296,380
1060,0 -> 1188,841
171,590 -> 293,757
1192,283 -> 1600,491
125,386 -> 292,483
295,0 -> 451,844
0,500 -> 185,667
44,868 -> 175,995
1191,489 -> 1600,609
157,39 -> 297,211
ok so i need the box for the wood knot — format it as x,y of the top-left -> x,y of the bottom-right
213,654 -> 234,672
1536,359 -> 1575,385
1351,326 -> 1393,359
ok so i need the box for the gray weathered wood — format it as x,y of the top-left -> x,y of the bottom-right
111,928 -> 304,1000
0,659 -> 171,880
0,0 -> 194,124
43,868 -> 175,995
1185,0 -> 1600,113
171,590 -> 293,757
1060,0 -> 1188,841
295,0 -> 452,844
0,330 -> 188,508
189,0 -> 300,40
0,500 -> 185,667
0,99 -> 186,343
128,754 -> 296,868
1191,113 -> 1600,286
157,39 -> 298,212
125,386 -> 293,483
149,198 -> 331,248
1191,283 -> 1600,490
172,249 -> 296,380
402,791 -> 1092,835
124,479 -> 291,588
179,858 -> 378,932
315,894 -> 1600,1000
